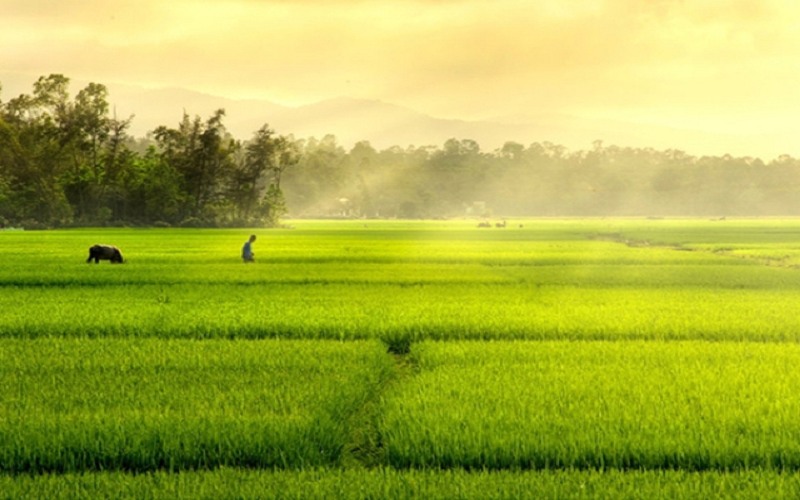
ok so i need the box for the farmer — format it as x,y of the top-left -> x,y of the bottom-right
242,234 -> 257,263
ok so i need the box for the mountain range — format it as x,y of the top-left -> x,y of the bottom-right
105,85 -> 567,150
0,73 -> 786,158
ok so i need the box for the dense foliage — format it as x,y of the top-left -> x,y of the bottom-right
0,75 -> 297,228
2,75 -> 800,228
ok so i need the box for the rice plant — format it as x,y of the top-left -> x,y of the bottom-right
3,468 -> 800,499
0,338 -> 394,472
2,222 -> 800,341
381,341 -> 800,470
5,219 -> 800,495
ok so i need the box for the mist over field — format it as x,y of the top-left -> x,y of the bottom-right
5,0 -> 800,229
1,72 -> 777,160
3,74 -> 800,229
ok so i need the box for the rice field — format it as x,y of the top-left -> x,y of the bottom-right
383,341 -> 800,470
0,338 -> 393,473
3,218 -> 800,497
2,221 -> 800,342
4,468 -> 800,499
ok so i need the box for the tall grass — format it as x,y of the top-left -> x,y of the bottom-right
2,283 -> 800,341
5,220 -> 800,495
2,222 -> 800,341
0,338 -> 394,472
4,468 -> 800,499
381,341 -> 800,470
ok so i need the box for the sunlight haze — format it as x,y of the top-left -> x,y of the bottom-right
2,0 -> 799,158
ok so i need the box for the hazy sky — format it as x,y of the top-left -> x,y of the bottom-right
2,0 -> 800,156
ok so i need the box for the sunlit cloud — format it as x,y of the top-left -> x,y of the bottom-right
3,0 -> 800,155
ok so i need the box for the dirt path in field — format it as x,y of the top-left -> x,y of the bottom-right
341,351 -> 417,468
593,232 -> 799,269
589,232 -> 671,249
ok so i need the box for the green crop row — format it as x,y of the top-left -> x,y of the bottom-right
6,338 -> 800,474
382,341 -> 800,470
3,283 -> 800,341
608,219 -> 800,267
4,220 -> 800,497
0,339 -> 394,473
3,468 -> 800,499
2,221 -> 800,342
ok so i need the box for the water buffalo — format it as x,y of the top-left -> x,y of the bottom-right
87,244 -> 124,264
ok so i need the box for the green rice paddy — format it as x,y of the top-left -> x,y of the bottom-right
3,219 -> 800,497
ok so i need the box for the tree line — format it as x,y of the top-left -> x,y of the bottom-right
2,74 -> 800,228
292,138 -> 800,219
0,75 -> 296,228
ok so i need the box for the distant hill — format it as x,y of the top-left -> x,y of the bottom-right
0,72 -> 788,158
108,86 -> 557,150
109,87 -> 755,157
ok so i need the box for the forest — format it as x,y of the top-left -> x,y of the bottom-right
1,74 -> 799,228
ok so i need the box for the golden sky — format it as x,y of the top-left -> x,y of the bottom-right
2,0 -> 800,156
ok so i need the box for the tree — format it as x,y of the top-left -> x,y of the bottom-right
283,135 -> 346,216
61,82 -> 135,223
153,109 -> 236,224
0,75 -> 75,226
123,146 -> 184,224
346,141 -> 378,217
262,134 -> 299,224
235,125 -> 299,226
426,138 -> 487,216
